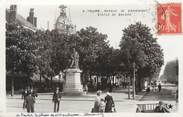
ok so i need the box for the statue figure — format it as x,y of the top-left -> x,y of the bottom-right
70,48 -> 79,68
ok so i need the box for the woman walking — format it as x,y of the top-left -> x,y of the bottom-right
92,90 -> 102,112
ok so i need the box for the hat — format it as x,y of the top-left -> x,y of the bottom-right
159,101 -> 163,105
106,92 -> 111,96
97,90 -> 102,95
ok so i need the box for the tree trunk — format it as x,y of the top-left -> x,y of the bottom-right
11,77 -> 14,96
51,76 -> 53,89
128,77 -> 130,99
132,62 -> 136,100
40,74 -> 42,83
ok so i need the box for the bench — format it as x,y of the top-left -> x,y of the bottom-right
136,103 -> 159,113
136,103 -> 173,113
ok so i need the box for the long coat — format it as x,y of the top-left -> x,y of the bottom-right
25,95 -> 35,112
105,95 -> 114,112
52,92 -> 62,102
93,96 -> 101,112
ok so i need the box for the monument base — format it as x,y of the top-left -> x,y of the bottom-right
63,68 -> 83,95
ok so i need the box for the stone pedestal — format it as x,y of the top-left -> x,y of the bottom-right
63,68 -> 83,95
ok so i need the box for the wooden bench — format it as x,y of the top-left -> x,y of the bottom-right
136,103 -> 159,113
136,103 -> 172,113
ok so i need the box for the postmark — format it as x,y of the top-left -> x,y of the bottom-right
157,3 -> 182,34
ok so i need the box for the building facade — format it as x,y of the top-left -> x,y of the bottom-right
6,5 -> 37,31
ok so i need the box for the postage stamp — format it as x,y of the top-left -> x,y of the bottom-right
157,3 -> 182,34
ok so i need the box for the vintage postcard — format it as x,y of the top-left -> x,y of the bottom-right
1,0 -> 183,117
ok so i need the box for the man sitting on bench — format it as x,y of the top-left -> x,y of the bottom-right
154,101 -> 170,113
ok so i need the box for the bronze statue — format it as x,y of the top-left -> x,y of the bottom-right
70,48 -> 79,68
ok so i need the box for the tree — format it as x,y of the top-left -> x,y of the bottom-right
162,59 -> 178,83
33,30 -> 54,85
49,30 -> 78,74
120,35 -> 147,99
6,23 -> 38,95
119,22 -> 164,97
77,27 -> 110,83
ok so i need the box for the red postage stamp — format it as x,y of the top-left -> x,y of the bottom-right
157,3 -> 182,34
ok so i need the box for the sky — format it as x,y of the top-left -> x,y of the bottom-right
6,4 -> 183,76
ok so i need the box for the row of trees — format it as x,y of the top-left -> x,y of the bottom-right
6,22 -> 164,96
160,59 -> 178,83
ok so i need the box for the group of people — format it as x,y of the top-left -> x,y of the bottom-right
22,88 -> 38,113
22,87 -> 62,113
22,88 -> 115,113
145,80 -> 162,93
92,90 -> 115,113
21,86 -> 175,113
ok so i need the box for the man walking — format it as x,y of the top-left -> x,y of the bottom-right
158,82 -> 162,92
22,88 -> 28,109
24,91 -> 35,113
52,87 -> 62,112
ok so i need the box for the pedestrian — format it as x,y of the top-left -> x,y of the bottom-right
22,88 -> 29,109
144,80 -> 148,90
83,84 -> 88,95
176,89 -> 178,102
122,82 -> 125,88
154,80 -> 158,92
158,82 -> 162,92
22,88 -> 28,100
24,91 -> 35,113
154,101 -> 170,113
146,84 -> 150,93
85,84 -> 88,94
97,82 -> 102,90
108,81 -> 113,92
92,90 -> 102,113
104,92 -> 115,112
52,87 -> 62,112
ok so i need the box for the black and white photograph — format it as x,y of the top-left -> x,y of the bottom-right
2,0 -> 183,116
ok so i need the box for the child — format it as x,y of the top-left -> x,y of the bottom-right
99,98 -> 105,113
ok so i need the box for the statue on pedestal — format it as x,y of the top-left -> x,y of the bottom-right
64,48 -> 83,95
70,48 -> 79,69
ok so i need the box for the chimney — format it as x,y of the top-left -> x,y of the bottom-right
29,8 -> 34,19
27,8 -> 34,25
27,8 -> 37,27
9,5 -> 17,23
34,17 -> 37,27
